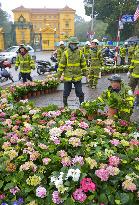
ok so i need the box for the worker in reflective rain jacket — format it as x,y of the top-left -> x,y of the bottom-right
120,42 -> 128,65
128,45 -> 139,106
82,41 -> 91,67
128,43 -> 137,65
57,41 -> 66,64
15,45 -> 35,83
97,74 -> 134,120
88,39 -> 103,88
57,36 -> 87,107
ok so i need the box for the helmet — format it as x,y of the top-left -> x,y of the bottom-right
124,42 -> 128,46
68,36 -> 79,44
108,74 -> 122,82
91,39 -> 99,44
85,41 -> 91,46
59,41 -> 64,45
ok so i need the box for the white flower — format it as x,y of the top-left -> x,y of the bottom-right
128,90 -> 133,96
66,168 -> 81,182
49,127 -> 63,138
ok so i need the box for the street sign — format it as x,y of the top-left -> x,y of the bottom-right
121,15 -> 134,23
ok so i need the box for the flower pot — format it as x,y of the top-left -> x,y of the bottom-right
107,107 -> 117,118
44,89 -> 49,94
27,92 -> 32,98
36,91 -> 41,97
23,95 -> 28,100
32,91 -> 37,97
41,90 -> 45,95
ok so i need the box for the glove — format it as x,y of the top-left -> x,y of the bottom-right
15,66 -> 18,71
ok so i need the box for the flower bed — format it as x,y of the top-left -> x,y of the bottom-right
0,84 -> 139,205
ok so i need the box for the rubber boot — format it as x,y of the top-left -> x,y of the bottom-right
79,95 -> 84,105
63,96 -> 68,107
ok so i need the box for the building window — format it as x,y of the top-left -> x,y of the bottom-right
65,21 -> 69,28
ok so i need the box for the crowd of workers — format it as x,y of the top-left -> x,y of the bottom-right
14,37 -> 139,120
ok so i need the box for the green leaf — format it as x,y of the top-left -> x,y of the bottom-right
0,180 -> 4,189
99,193 -> 108,204
4,182 -> 14,191
120,193 -> 130,204
64,198 -> 75,205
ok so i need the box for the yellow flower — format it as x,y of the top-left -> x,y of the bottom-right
121,140 -> 129,147
85,157 -> 97,169
26,175 -> 41,186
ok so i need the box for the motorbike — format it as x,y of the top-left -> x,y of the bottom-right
36,60 -> 57,75
0,60 -> 14,83
103,56 -> 115,66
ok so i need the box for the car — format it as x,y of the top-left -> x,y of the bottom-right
0,45 -> 36,64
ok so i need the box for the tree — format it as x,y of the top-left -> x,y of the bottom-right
84,0 -> 139,40
75,14 -> 107,41
0,3 -> 13,48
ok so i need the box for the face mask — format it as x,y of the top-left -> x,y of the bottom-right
111,88 -> 120,93
69,44 -> 77,51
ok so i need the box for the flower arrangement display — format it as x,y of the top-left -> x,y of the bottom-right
0,82 -> 139,205
8,74 -> 59,100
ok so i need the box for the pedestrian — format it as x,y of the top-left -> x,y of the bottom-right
97,74 -> 134,120
15,45 -> 35,83
57,36 -> 87,107
57,41 -> 66,64
88,39 -> 103,88
128,45 -> 139,107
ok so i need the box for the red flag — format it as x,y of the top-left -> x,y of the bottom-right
134,5 -> 139,21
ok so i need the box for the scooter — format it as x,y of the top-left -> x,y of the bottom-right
36,60 -> 57,75
0,60 -> 14,83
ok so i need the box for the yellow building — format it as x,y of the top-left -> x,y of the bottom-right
0,28 -> 4,51
12,5 -> 75,50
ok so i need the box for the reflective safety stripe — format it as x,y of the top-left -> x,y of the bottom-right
107,91 -> 111,98
65,50 -> 82,67
92,57 -> 99,60
131,60 -> 139,64
59,63 -> 65,68
58,67 -> 64,72
131,73 -> 139,78
67,63 -> 80,67
64,76 -> 82,81
20,70 -> 31,73
81,61 -> 86,66
98,97 -> 104,103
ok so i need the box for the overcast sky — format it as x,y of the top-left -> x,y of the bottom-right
0,0 -> 91,21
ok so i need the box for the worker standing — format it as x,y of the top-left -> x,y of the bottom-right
88,39 -> 103,88
57,36 -> 87,107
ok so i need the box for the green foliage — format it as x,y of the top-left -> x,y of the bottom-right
84,0 -> 139,40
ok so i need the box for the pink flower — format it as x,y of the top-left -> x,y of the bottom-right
36,186 -> 47,198
79,121 -> 89,129
10,186 -> 20,195
61,156 -> 72,167
109,156 -> 120,167
58,150 -> 68,157
130,139 -> 139,146
95,169 -> 109,181
110,139 -> 120,146
119,120 -> 128,127
0,194 -> 5,199
134,90 -> 139,95
80,178 -> 96,192
72,156 -> 84,166
122,179 -> 137,192
42,158 -> 51,165
0,112 -> 6,117
73,188 -> 87,203
52,191 -> 63,204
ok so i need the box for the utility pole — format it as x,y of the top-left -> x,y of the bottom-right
91,0 -> 95,33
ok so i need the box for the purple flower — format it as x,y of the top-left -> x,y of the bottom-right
52,191 -> 63,204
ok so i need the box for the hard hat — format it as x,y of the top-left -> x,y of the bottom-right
85,41 -> 91,46
68,36 -> 79,44
59,41 -> 64,45
124,42 -> 128,45
91,39 -> 99,44
108,74 -> 122,82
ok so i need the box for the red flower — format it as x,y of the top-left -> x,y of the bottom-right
80,178 -> 96,192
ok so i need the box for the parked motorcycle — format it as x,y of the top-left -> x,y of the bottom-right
103,56 -> 115,66
0,60 -> 14,83
36,60 -> 57,75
